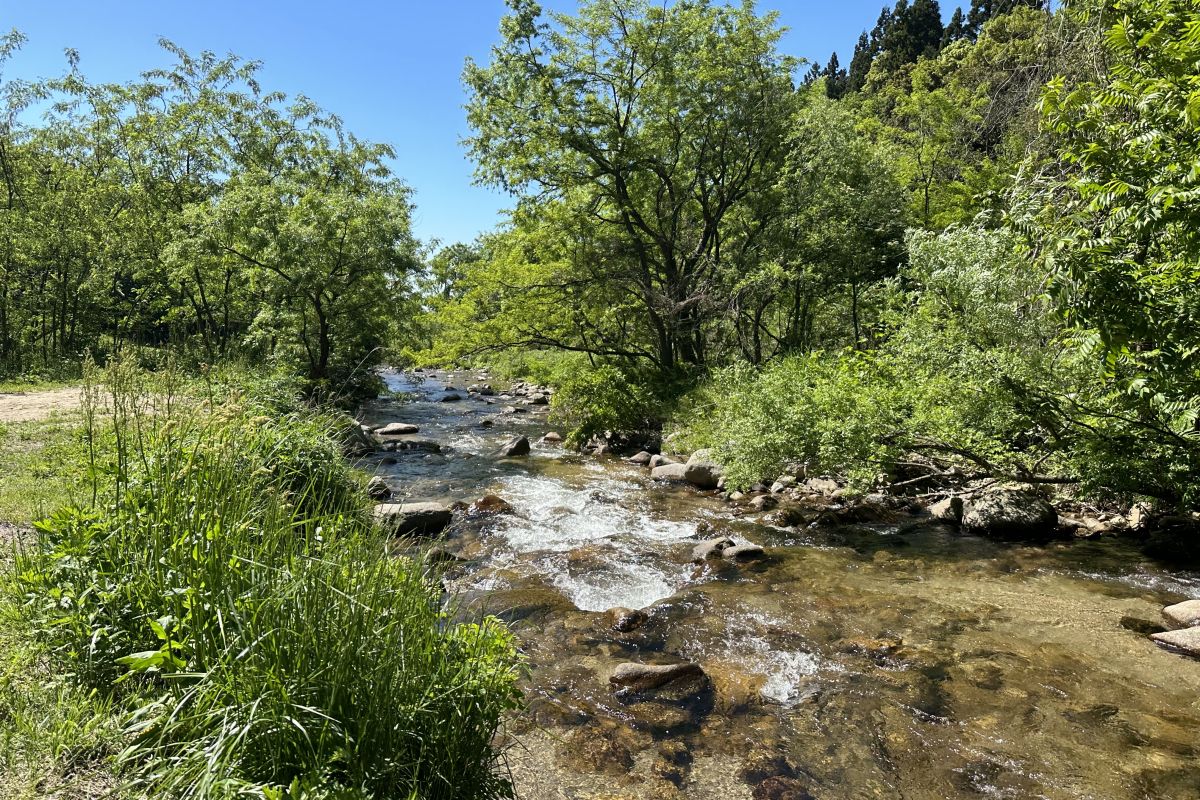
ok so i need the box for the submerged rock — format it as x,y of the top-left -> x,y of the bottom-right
439,393 -> 462,402
497,435 -> 531,457
961,489 -> 1057,539
468,494 -> 513,516
1163,599 -> 1200,629
609,661 -> 708,694
374,502 -> 453,536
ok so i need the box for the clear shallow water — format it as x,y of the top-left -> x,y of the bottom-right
363,370 -> 1200,800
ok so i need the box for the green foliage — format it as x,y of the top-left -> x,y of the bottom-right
676,227 -> 1072,491
0,38 -> 416,395
464,0 -> 796,372
551,364 -> 672,447
1029,0 -> 1200,423
10,361 -> 522,798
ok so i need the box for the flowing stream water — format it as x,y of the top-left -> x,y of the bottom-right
362,369 -> 1200,800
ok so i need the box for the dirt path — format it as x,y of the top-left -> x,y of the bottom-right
0,387 -> 81,423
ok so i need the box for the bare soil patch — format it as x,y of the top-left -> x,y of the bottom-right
0,388 -> 81,423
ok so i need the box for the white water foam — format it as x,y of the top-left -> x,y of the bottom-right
490,472 -> 697,611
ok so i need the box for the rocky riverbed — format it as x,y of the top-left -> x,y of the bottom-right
356,369 -> 1200,800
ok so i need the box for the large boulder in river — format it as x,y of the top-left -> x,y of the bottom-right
929,496 -> 964,524
683,450 -> 723,490
497,435 -> 531,457
651,463 -> 689,482
1150,626 -> 1200,658
961,489 -> 1057,539
374,502 -> 453,536
1163,599 -> 1200,629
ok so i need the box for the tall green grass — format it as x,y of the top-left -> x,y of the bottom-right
11,356 -> 522,799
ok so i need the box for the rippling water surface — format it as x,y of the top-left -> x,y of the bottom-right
362,370 -> 1200,800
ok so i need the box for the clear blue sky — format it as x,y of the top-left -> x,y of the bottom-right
4,1 -> 965,248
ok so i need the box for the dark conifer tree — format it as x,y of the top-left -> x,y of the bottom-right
847,31 -> 873,92
822,51 -> 849,98
941,7 -> 968,48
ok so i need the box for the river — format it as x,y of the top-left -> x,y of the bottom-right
360,369 -> 1200,800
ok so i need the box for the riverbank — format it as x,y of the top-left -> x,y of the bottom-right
357,367 -> 1200,799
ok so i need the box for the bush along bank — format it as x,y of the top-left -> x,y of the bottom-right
6,357 -> 522,800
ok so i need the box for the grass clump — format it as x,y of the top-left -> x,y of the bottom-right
8,355 -> 523,799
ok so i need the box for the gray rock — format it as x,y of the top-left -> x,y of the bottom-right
692,536 -> 736,562
1151,626 -> 1200,658
929,496 -> 964,524
542,431 -> 563,443
805,477 -> 840,495
771,475 -> 798,493
497,435 -> 531,458
1163,599 -> 1200,629
527,392 -> 549,405
609,662 -> 708,693
439,393 -> 462,402
649,454 -> 679,469
684,460 -> 722,490
723,543 -> 765,561
375,422 -> 419,436
627,451 -> 653,466
749,494 -> 778,512
651,463 -> 689,482
606,607 -> 649,632
366,476 -> 391,500
961,489 -> 1058,539
393,439 -> 441,453
499,405 -> 527,415
374,502 -> 453,536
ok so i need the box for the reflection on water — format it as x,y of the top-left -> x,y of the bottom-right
362,370 -> 1200,799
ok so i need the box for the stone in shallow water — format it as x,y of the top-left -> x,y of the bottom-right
609,661 -> 707,694
366,475 -> 390,500
497,435 -> 531,457
651,463 -> 689,482
375,422 -> 419,436
1163,599 -> 1200,629
468,494 -> 513,516
692,536 -> 735,562
724,543 -> 765,561
1150,626 -> 1200,657
373,502 -> 452,536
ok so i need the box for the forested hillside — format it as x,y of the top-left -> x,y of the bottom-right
417,0 -> 1200,510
